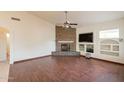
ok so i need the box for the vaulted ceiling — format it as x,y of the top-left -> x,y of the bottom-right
30,11 -> 124,27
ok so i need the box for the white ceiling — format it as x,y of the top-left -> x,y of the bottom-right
30,11 -> 124,27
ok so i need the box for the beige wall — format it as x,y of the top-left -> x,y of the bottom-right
77,18 -> 124,64
0,12 -> 55,64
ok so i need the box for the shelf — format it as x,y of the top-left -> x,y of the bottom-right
79,44 -> 85,51
79,43 -> 94,53
100,44 -> 119,52
100,50 -> 119,53
113,45 -> 119,51
100,51 -> 119,56
79,42 -> 94,44
100,39 -> 119,56
100,44 -> 119,46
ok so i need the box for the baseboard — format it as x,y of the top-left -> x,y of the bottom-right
14,55 -> 124,65
80,55 -> 124,65
14,55 -> 51,64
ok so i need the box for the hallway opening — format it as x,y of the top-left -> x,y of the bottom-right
0,27 -> 10,64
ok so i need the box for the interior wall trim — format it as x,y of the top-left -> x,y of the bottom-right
80,55 -> 124,65
14,55 -> 51,64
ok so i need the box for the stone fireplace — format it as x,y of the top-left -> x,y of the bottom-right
52,26 -> 80,56
55,26 -> 76,51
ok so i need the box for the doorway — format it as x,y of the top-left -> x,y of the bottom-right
0,27 -> 10,64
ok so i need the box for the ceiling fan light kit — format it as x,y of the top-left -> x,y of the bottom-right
63,11 -> 77,29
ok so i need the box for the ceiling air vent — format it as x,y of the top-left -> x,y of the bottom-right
11,17 -> 21,21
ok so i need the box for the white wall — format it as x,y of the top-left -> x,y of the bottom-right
0,31 -> 7,62
77,18 -> 124,64
0,12 -> 55,64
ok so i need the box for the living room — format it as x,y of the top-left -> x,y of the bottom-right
0,11 -> 124,82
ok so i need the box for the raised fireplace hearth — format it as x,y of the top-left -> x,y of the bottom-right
52,51 -> 80,56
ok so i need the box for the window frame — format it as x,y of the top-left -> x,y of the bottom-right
99,28 -> 119,39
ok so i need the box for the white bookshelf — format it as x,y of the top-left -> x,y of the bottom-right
79,43 -> 94,53
100,39 -> 119,56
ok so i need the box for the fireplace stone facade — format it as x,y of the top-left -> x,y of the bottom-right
52,26 -> 80,56
56,26 -> 76,51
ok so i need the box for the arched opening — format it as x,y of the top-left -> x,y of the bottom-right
0,27 -> 10,64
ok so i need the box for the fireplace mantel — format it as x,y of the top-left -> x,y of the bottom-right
58,41 -> 74,43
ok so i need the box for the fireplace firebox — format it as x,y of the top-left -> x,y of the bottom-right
61,44 -> 70,51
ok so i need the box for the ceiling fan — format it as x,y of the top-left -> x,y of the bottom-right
63,11 -> 78,28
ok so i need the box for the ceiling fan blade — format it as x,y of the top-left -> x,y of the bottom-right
70,23 -> 78,25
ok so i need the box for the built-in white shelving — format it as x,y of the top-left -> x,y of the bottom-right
100,39 -> 119,56
79,43 -> 94,53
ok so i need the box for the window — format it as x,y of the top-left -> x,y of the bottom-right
99,29 -> 119,39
